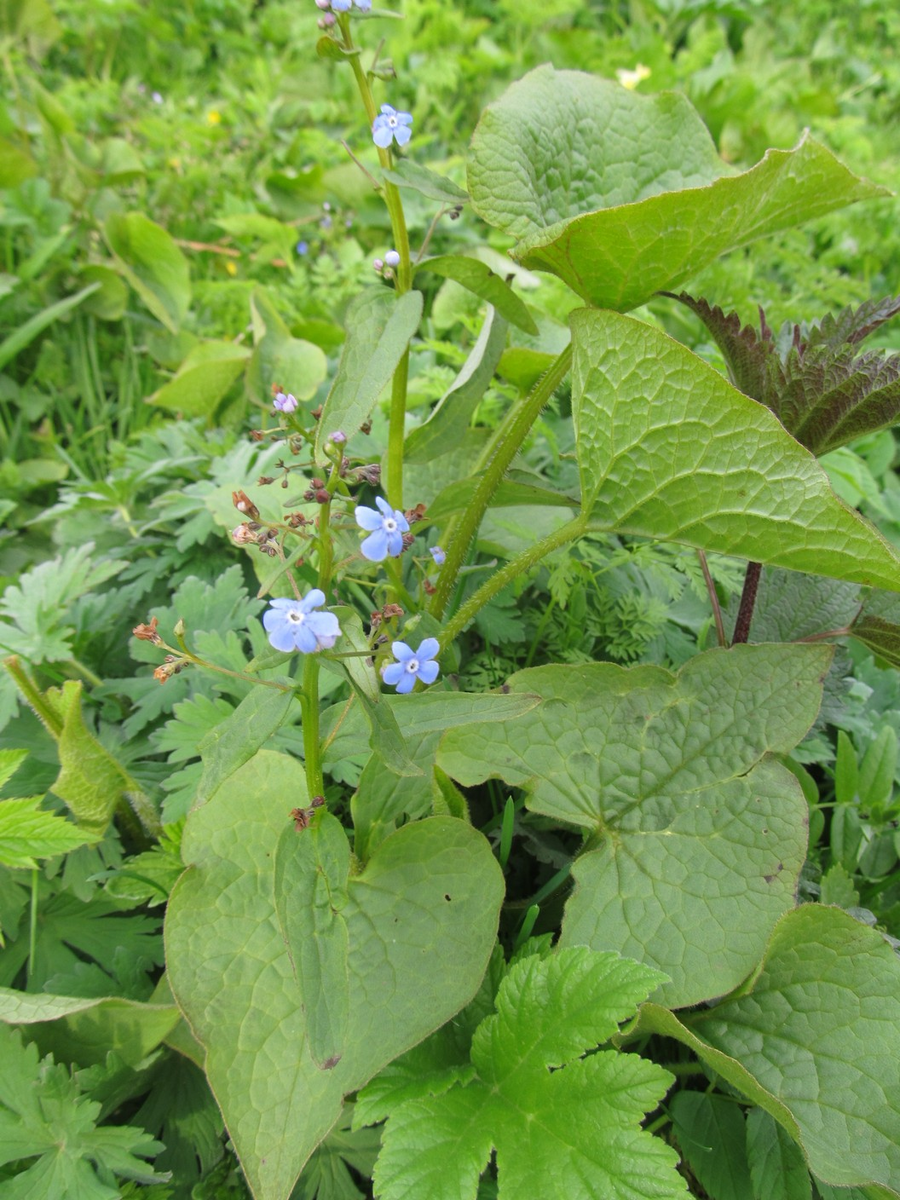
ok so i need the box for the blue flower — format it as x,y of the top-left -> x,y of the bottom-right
331,0 -> 351,10
385,249 -> 400,268
355,495 -> 409,561
372,105 -> 412,150
355,0 -> 372,9
383,638 -> 440,694
274,391 -> 298,413
263,591 -> 341,654
296,240 -> 309,256
429,545 -> 445,565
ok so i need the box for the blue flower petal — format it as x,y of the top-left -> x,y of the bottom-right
267,597 -> 298,611
417,659 -> 440,685
300,588 -> 326,612
372,123 -> 393,149
395,672 -> 416,694
355,505 -> 384,532
417,637 -> 440,661
294,624 -> 320,654
391,641 -> 415,662
380,104 -> 396,116
375,496 -> 393,516
267,621 -> 299,653
385,529 -> 404,557
361,529 -> 389,561
394,125 -> 412,147
382,662 -> 404,685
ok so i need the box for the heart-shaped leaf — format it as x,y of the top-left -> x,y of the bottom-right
634,906 -> 900,1196
572,309 -> 900,591
437,644 -> 828,1007
467,67 -> 887,311
166,750 -> 503,1200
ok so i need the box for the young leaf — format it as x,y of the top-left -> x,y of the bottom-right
858,726 -> 897,813
438,645 -> 829,1007
834,732 -> 859,807
404,306 -> 509,464
166,751 -> 504,1200
468,67 -> 886,311
315,288 -> 423,457
382,160 -> 468,205
104,211 -> 191,332
634,906 -> 900,1196
670,1091 -> 753,1200
745,1109 -> 812,1200
414,256 -> 536,334
371,947 -> 684,1200
571,309 -> 900,591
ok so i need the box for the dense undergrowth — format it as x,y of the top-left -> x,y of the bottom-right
2,0 -> 900,1197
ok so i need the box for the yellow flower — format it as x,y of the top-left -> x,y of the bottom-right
615,64 -> 651,90
207,109 -> 222,125
225,260 -> 238,276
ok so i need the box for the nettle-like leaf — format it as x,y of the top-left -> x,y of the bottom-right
166,750 -> 503,1200
674,292 -> 900,456
467,67 -> 886,311
572,309 -> 900,591
437,644 -> 828,1008
0,749 -> 100,868
368,947 -> 684,1200
633,906 -> 900,1196
0,1024 -> 166,1196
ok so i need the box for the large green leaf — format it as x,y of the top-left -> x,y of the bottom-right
467,67 -> 887,311
245,288 -> 327,406
633,906 -> 900,1197
572,309 -> 900,591
104,212 -> 191,332
148,340 -> 251,417
166,751 -> 503,1200
315,288 -> 423,456
437,645 -> 828,1007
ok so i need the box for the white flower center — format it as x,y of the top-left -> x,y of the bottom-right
405,658 -> 419,673
388,115 -> 398,128
383,517 -> 397,533
287,611 -> 306,624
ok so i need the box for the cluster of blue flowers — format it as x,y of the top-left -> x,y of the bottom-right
261,492 -> 443,694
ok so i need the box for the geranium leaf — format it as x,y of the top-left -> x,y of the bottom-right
468,67 -> 887,311
437,645 -> 828,1007
633,906 -> 900,1197
571,309 -> 900,591
370,947 -> 683,1200
166,750 -> 503,1200
0,798 -> 101,869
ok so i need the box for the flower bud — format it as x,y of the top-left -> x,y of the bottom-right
328,430 -> 347,445
232,524 -> 258,545
385,249 -> 400,268
173,617 -> 186,639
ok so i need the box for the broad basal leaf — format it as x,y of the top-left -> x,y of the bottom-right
437,645 -> 828,1007
148,340 -> 251,418
246,287 -> 327,406
572,309 -> 900,591
315,288 -> 423,457
104,211 -> 191,332
467,67 -> 887,311
370,947 -> 684,1200
633,906 -> 900,1197
166,751 -> 503,1200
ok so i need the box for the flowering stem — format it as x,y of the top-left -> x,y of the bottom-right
429,341 -> 573,620
339,15 -> 412,506
441,514 -> 588,647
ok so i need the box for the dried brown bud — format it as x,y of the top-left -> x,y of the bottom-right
423,578 -> 436,595
359,420 -> 372,435
405,503 -> 427,523
370,610 -> 383,630
153,656 -> 185,684
257,476 -> 274,486
132,616 -> 161,644
310,405 -> 323,421
303,489 -> 316,502
291,795 -> 327,831
249,429 -> 265,442
382,603 -> 403,620
310,478 -> 325,490
232,523 -> 258,545
354,463 -> 381,486
315,488 -> 330,504
287,512 -> 307,527
272,381 -> 284,396
232,490 -> 260,520
401,531 -> 415,551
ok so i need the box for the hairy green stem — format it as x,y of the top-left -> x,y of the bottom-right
429,341 -> 574,621
341,16 -> 413,503
441,514 -> 587,647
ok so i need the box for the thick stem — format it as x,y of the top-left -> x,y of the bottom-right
429,341 -> 574,621
441,514 -> 587,647
732,561 -> 762,645
697,550 -> 727,648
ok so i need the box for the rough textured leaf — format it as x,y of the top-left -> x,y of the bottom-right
634,906 -> 900,1196
316,288 -> 423,456
415,256 -> 536,334
104,212 -> 191,332
148,340 -> 250,417
572,309 -> 900,591
194,684 -> 297,810
405,306 -> 508,464
371,947 -> 684,1200
438,645 -> 828,1007
0,988 -> 179,1068
468,67 -> 887,311
166,751 -> 503,1200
